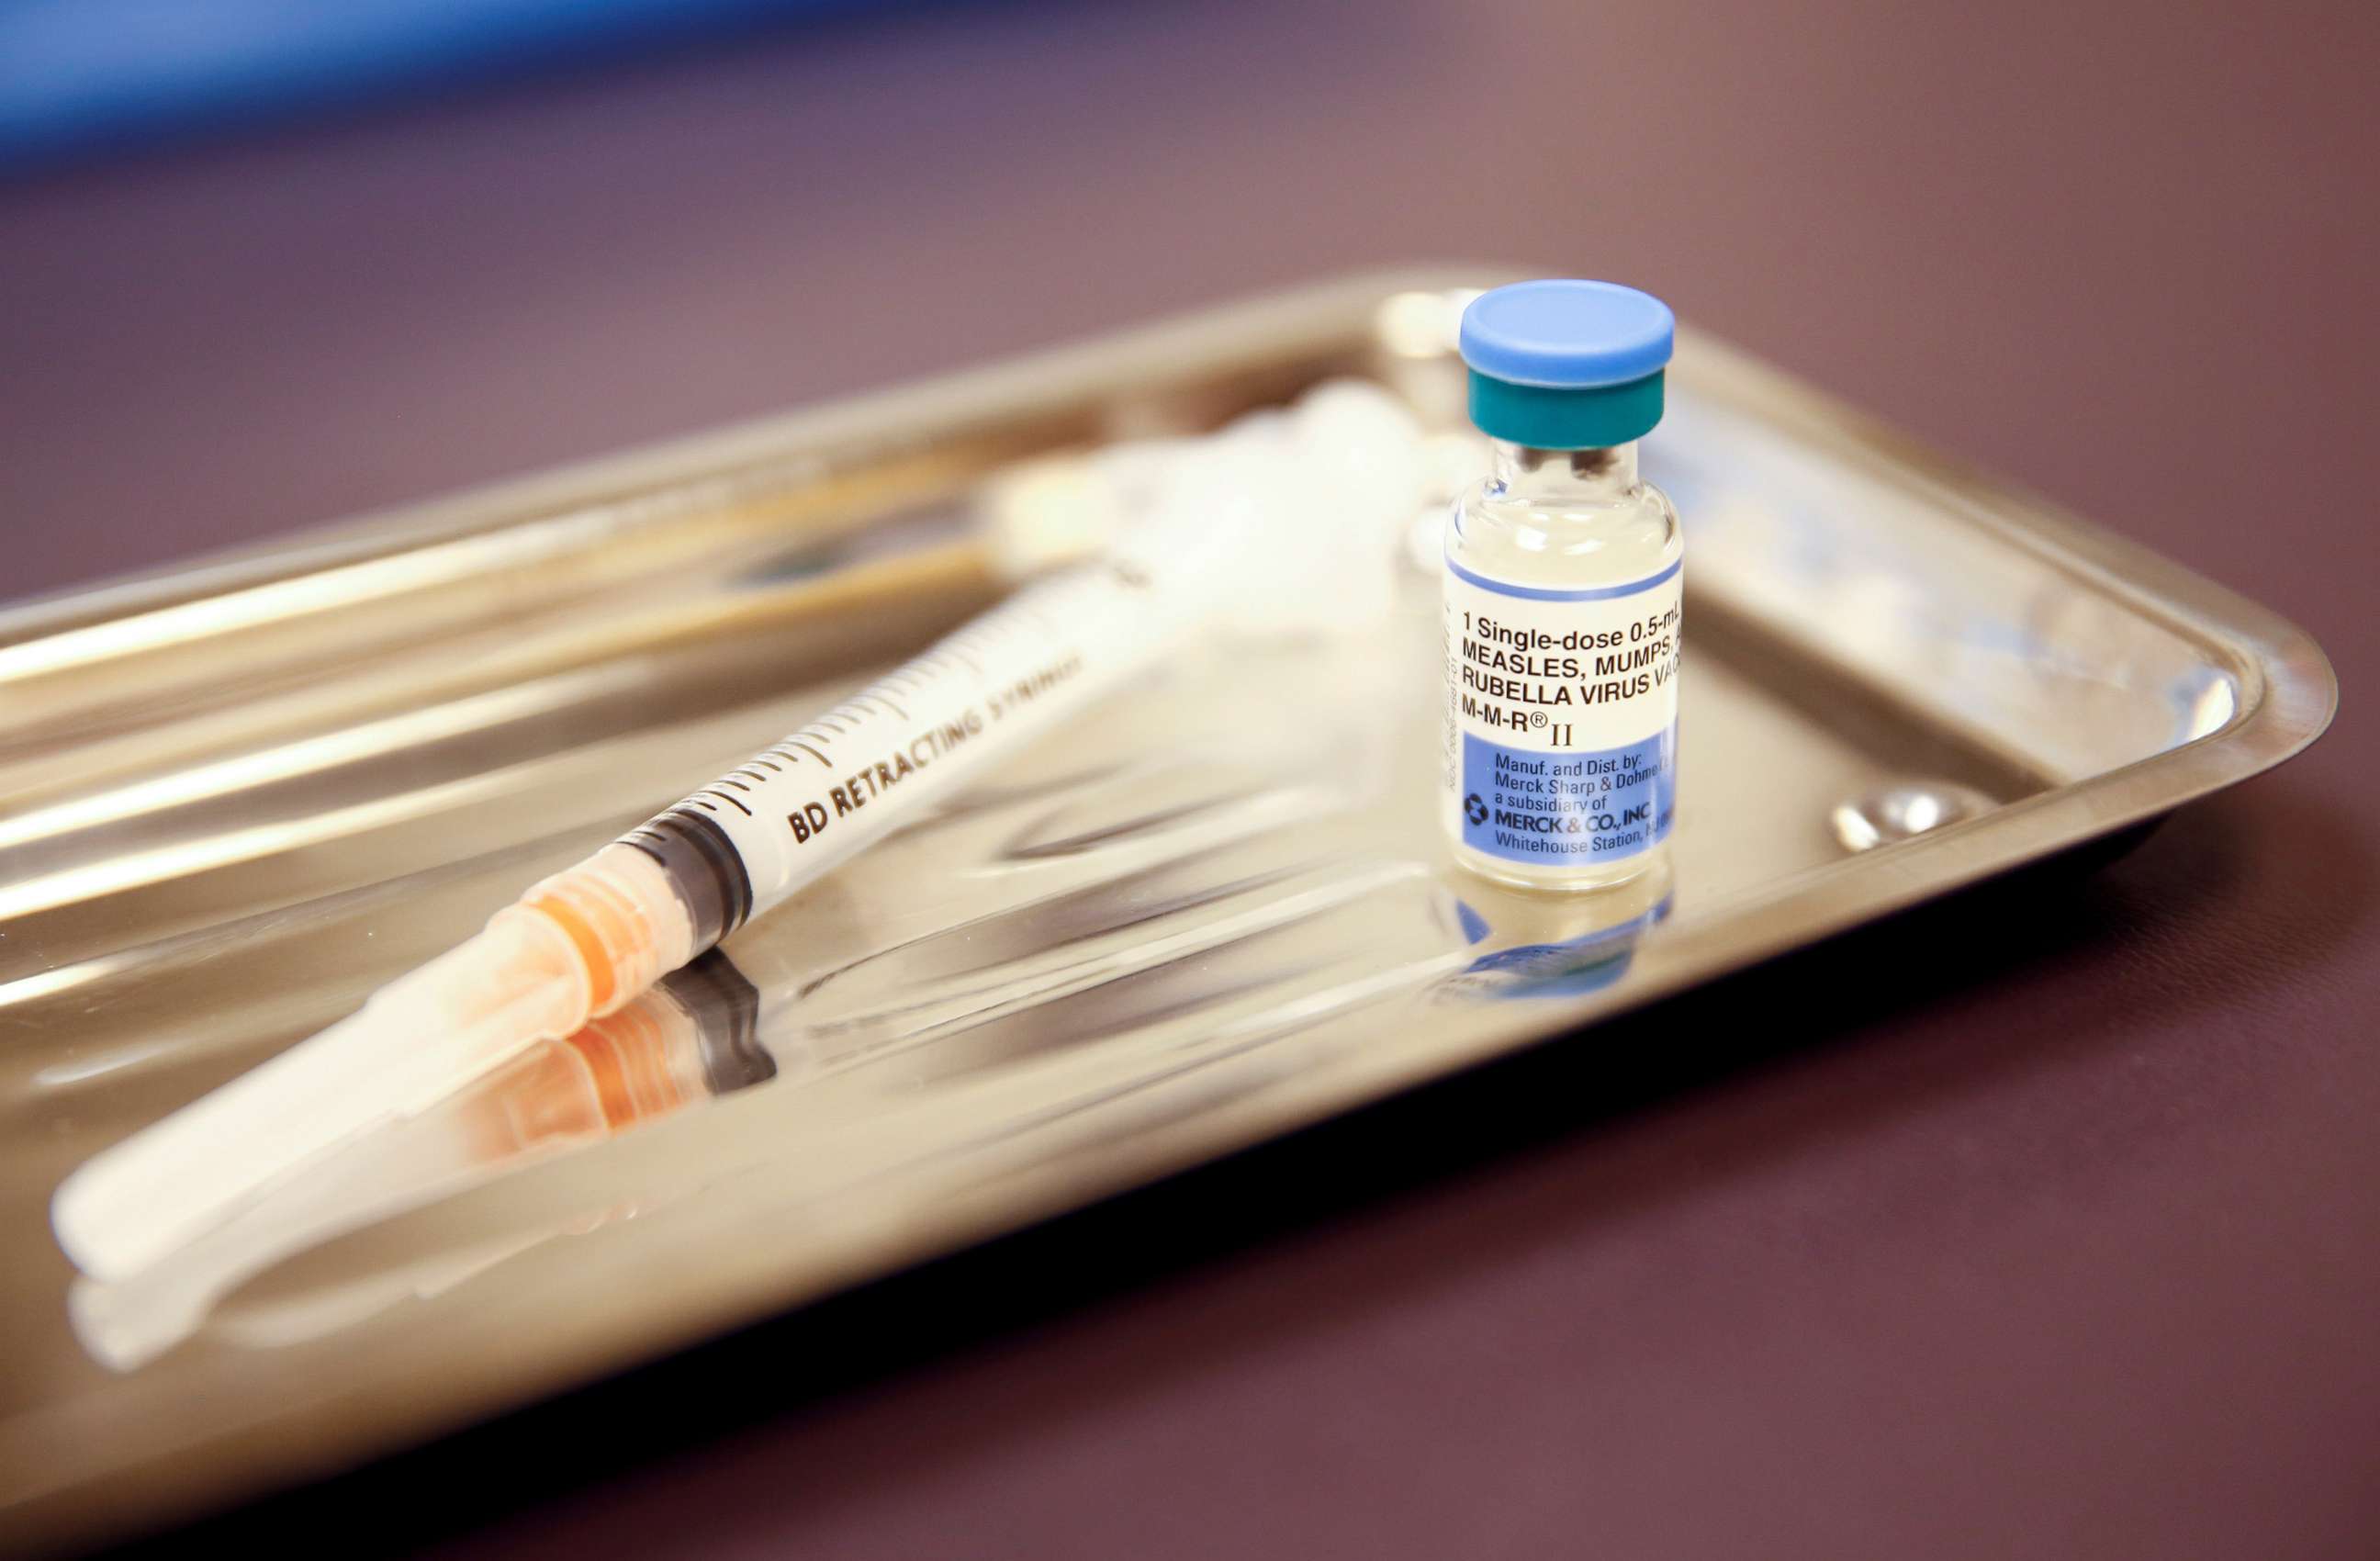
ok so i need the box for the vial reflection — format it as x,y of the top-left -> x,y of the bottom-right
1432,857 -> 1671,1004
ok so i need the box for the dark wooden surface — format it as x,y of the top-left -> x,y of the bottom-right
6,1 -> 2375,1555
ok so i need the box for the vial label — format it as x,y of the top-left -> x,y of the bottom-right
1442,554 -> 1681,869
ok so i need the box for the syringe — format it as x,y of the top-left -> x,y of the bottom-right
54,382 -> 1425,1281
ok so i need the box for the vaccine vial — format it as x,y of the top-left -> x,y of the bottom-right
1442,280 -> 1682,892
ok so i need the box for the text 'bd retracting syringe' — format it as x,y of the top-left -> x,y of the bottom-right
54,382 -> 1428,1282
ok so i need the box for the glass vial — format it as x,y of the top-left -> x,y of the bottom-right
1441,280 -> 1682,892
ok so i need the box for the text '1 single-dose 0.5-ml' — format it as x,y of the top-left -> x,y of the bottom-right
1442,280 -> 1682,892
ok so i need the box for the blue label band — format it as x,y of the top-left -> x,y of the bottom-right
1443,554 -> 1681,602
1458,729 -> 1676,865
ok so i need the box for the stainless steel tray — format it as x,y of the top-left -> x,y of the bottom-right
0,268 -> 2335,1555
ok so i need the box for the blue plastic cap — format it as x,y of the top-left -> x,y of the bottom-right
1459,280 -> 1674,389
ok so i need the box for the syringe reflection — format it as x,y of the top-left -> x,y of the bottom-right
68,951 -> 779,1370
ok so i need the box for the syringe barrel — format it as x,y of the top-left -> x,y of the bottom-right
522,385 -> 1415,1027
614,553 -> 1189,956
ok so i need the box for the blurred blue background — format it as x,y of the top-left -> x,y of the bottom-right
0,0 -> 886,169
